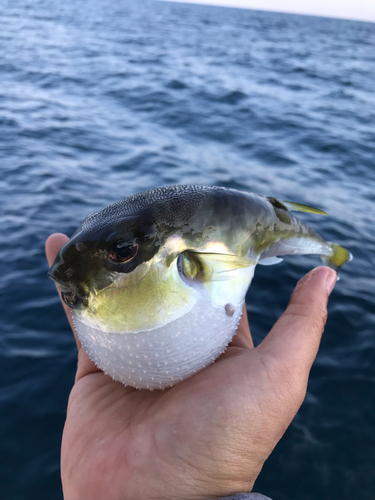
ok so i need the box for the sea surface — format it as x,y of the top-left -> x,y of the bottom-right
1,1 -> 374,499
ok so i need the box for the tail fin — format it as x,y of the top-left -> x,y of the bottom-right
321,243 -> 352,270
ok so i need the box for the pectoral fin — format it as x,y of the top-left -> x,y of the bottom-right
180,251 -> 256,282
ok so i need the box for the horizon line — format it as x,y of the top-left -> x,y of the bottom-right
159,0 -> 375,24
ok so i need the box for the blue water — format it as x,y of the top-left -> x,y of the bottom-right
1,0 -> 375,498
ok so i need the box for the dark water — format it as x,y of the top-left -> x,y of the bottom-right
1,0 -> 375,498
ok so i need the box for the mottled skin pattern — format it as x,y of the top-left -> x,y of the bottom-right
48,184 -> 329,309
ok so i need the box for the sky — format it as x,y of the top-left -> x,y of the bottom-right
162,0 -> 375,23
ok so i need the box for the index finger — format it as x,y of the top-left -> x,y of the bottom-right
258,266 -> 337,385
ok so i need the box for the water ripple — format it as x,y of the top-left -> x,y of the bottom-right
1,1 -> 375,499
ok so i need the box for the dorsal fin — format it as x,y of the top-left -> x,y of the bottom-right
267,197 -> 327,216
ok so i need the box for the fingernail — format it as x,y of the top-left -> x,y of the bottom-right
325,269 -> 337,295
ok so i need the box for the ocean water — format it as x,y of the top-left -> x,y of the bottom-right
1,0 -> 374,498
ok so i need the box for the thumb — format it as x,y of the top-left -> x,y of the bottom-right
258,266 -> 337,383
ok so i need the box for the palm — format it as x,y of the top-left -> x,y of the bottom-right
47,233 -> 336,500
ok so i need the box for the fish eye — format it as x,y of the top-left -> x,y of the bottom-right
109,241 -> 139,264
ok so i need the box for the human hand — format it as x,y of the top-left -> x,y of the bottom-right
46,233 -> 337,500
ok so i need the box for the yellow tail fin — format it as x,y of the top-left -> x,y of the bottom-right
321,243 -> 352,270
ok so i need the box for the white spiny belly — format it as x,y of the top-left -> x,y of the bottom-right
73,298 -> 243,389
73,266 -> 254,390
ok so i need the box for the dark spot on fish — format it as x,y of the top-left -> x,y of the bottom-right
267,197 -> 288,211
225,303 -> 235,317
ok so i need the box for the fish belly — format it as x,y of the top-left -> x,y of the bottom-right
73,295 -> 244,389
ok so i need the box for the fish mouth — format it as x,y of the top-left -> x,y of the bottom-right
60,289 -> 87,309
58,284 -> 89,309
48,270 -> 88,309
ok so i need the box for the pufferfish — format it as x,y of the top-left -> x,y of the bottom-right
48,185 -> 351,389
